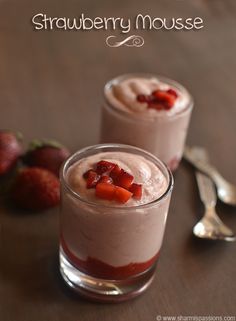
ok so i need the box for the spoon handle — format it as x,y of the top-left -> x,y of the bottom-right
196,171 -> 217,210
184,147 -> 229,188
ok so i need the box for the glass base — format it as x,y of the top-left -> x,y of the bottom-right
59,247 -> 156,302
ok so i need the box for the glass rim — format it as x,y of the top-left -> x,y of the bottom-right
60,143 -> 174,210
103,73 -> 194,121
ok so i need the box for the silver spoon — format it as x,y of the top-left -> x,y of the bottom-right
184,146 -> 236,206
194,171 -> 235,241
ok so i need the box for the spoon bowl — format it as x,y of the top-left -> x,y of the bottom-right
216,180 -> 236,206
193,168 -> 235,242
184,146 -> 236,206
193,211 -> 236,241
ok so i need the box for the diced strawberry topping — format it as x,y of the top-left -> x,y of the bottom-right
83,169 -> 93,179
152,90 -> 175,108
137,94 -> 148,103
83,161 -> 142,203
86,170 -> 101,189
110,164 -> 122,180
153,90 -> 175,109
98,175 -> 113,184
136,87 -> 178,111
129,183 -> 142,200
96,160 -> 115,175
146,94 -> 156,104
164,96 -> 175,109
167,88 -> 178,98
114,186 -> 133,204
152,90 -> 168,101
95,183 -> 116,200
115,169 -> 134,190
164,102 -> 174,110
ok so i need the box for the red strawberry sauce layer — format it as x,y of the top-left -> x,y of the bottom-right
61,235 -> 159,279
168,156 -> 180,172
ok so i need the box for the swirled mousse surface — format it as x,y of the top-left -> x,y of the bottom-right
105,76 -> 190,117
67,152 -> 168,206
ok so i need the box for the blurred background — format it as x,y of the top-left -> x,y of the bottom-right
1,0 -> 236,319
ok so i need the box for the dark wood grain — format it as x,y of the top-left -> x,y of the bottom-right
0,0 -> 236,320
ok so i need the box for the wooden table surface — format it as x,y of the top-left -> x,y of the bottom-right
0,0 -> 236,320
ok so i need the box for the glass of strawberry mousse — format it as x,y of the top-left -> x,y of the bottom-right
59,144 -> 173,302
101,74 -> 193,171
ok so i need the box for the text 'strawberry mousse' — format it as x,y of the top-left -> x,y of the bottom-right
59,144 -> 173,302
101,74 -> 193,171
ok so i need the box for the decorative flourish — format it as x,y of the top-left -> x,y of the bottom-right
106,35 -> 144,47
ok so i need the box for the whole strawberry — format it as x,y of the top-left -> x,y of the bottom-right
12,167 -> 60,210
0,130 -> 23,176
23,140 -> 70,177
